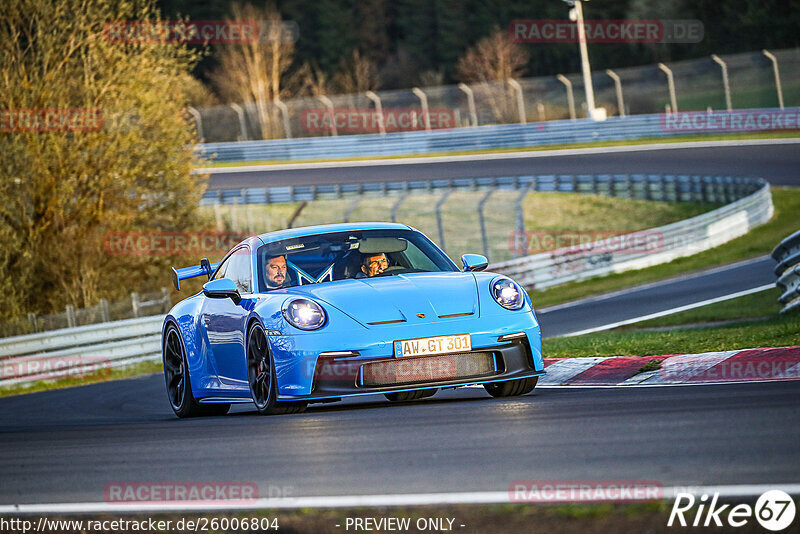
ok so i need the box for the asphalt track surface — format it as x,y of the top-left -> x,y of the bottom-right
1,140 -> 797,507
0,376 -> 798,505
537,255 -> 777,338
205,142 -> 800,190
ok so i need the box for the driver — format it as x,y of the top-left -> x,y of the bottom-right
265,255 -> 291,289
361,253 -> 389,277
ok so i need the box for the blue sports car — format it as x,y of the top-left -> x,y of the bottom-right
162,222 -> 544,417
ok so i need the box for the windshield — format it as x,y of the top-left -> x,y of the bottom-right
256,229 -> 458,292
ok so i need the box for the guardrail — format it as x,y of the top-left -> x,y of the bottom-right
196,107 -> 800,164
772,230 -> 800,314
490,177 -> 772,289
0,316 -> 164,388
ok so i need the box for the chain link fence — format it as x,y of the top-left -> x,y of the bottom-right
193,48 -> 800,143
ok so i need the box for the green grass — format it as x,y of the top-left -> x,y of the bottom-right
630,287 -> 782,328
533,187 -> 800,309
544,313 -> 800,359
0,360 -> 162,399
195,131 -> 800,168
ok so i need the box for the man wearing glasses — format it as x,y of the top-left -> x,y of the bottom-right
360,253 -> 389,277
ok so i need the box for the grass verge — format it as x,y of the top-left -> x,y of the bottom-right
532,187 -> 800,309
0,360 -> 162,399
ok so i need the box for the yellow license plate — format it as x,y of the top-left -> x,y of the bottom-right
395,334 -> 471,358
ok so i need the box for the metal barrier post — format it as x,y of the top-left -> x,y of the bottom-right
318,95 -> 338,136
556,74 -> 576,120
457,83 -> 478,127
343,198 -> 360,223
605,69 -> 625,117
187,106 -> 204,142
274,99 -> 292,138
762,50 -> 784,110
508,79 -> 526,124
435,190 -> 452,251
230,103 -> 249,141
478,189 -> 494,260
658,63 -> 678,113
131,293 -> 140,318
65,305 -> 76,328
412,87 -> 431,131
365,90 -> 386,135
100,299 -> 110,323
27,312 -> 38,333
711,55 -> 732,112
513,184 -> 531,258
391,194 -> 409,223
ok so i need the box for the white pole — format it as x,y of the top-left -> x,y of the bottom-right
230,103 -> 248,141
605,69 -> 625,117
317,95 -> 338,136
457,83 -> 478,127
658,63 -> 678,113
411,87 -> 431,130
508,79 -> 526,124
762,49 -> 784,110
274,99 -> 292,138
573,1 -> 596,118
187,106 -> 204,141
557,74 -> 576,120
364,91 -> 386,135
711,54 -> 732,112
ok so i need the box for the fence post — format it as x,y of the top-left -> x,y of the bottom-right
457,83 -> 478,127
762,50 -> 784,110
131,293 -> 140,318
710,55 -> 732,112
230,103 -> 249,141
317,95 -> 338,136
435,190 -> 452,251
478,189 -> 494,260
343,198 -> 360,223
556,74 -> 576,120
412,87 -> 431,131
391,194 -> 409,223
658,63 -> 678,113
365,91 -> 386,135
66,305 -> 76,328
161,287 -> 171,313
187,106 -> 204,142
513,184 -> 531,258
508,79 -> 526,124
274,99 -> 292,138
100,299 -> 110,322
605,69 -> 625,117
27,312 -> 38,333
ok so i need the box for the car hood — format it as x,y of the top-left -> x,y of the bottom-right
285,272 -> 479,327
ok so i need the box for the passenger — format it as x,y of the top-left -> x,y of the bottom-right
265,255 -> 290,289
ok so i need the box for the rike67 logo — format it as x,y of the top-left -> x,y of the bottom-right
669,490 -> 796,531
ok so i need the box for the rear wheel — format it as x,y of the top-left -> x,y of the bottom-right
163,325 -> 230,417
247,323 -> 307,415
483,377 -> 538,398
384,389 -> 438,402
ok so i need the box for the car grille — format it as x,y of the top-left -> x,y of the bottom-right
360,352 -> 496,387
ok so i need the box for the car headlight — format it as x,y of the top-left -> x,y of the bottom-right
491,278 -> 525,310
282,298 -> 327,330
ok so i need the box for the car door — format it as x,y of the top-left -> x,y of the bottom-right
201,246 -> 252,386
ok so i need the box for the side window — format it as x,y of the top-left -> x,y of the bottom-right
223,248 -> 253,294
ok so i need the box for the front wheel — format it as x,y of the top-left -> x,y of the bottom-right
483,377 -> 538,398
247,323 -> 307,415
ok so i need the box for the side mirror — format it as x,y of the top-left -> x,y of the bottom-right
203,278 -> 241,304
461,254 -> 488,272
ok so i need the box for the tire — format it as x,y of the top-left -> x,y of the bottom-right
163,325 -> 230,418
247,323 -> 307,415
483,377 -> 538,398
384,388 -> 438,402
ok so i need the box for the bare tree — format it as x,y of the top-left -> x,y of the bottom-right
210,3 -> 295,139
455,29 -> 529,124
332,50 -> 380,94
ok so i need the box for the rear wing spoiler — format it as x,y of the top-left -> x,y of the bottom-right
171,258 -> 220,291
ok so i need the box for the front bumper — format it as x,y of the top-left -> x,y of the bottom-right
270,311 -> 543,401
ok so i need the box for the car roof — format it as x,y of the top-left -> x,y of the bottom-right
253,222 -> 414,245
